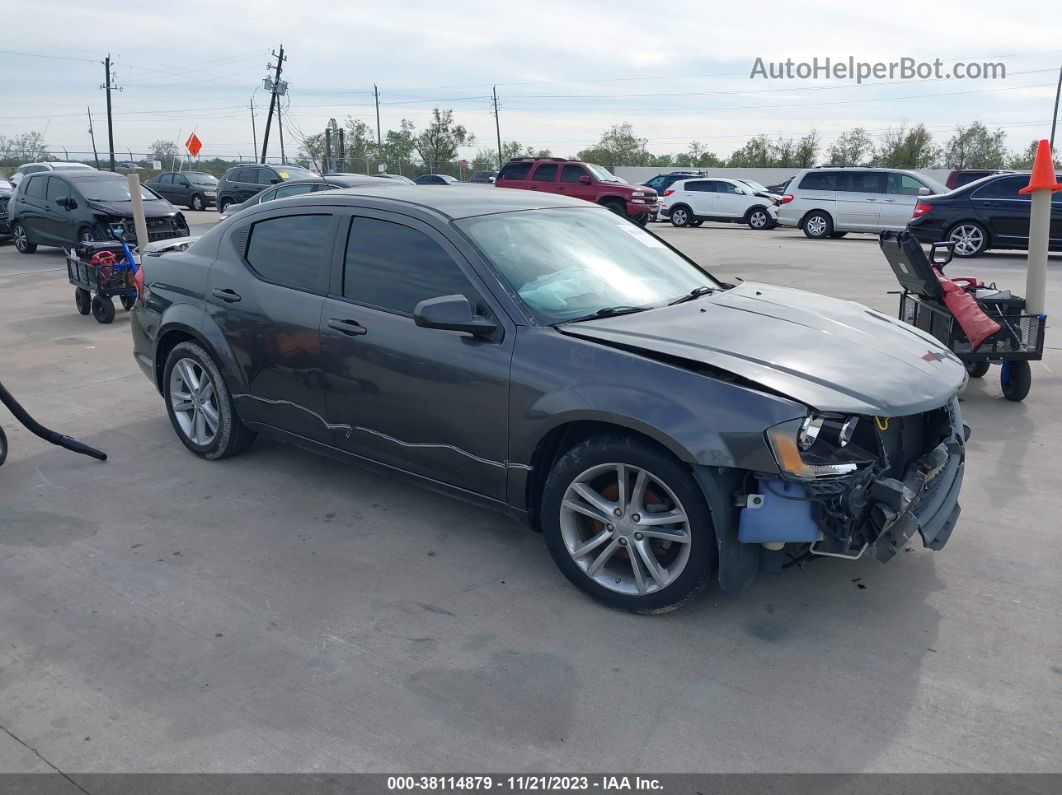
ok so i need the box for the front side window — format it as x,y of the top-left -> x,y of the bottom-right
561,164 -> 587,183
343,217 -> 475,315
158,173 -> 173,185
585,164 -> 621,183
457,207 -> 717,324
715,181 -> 741,194
257,169 -> 277,185
245,214 -> 333,292
45,177 -> 70,202
887,173 -> 925,195
275,183 -> 316,199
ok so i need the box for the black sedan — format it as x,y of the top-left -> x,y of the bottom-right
145,171 -> 219,210
9,170 -> 188,252
908,172 -> 1062,257
131,186 -> 967,613
218,174 -> 394,219
0,177 -> 13,239
414,174 -> 461,185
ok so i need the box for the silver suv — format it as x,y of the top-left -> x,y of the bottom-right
776,167 -> 946,239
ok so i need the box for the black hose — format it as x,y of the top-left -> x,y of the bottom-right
0,379 -> 107,462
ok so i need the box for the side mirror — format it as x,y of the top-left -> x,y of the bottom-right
270,178 -> 281,184
57,197 -> 76,210
578,175 -> 592,185
918,186 -> 931,196
413,294 -> 498,337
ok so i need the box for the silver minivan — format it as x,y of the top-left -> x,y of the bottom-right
776,167 -> 946,239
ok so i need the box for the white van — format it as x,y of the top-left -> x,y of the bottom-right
776,167 -> 946,239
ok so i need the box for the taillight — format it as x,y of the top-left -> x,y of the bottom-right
662,188 -> 674,197
913,202 -> 932,218
779,194 -> 794,204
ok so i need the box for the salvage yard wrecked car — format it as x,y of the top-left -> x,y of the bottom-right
130,187 -> 968,613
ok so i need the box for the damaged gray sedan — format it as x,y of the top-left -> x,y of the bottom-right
131,187 -> 967,613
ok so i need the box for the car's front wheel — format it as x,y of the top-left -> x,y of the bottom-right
163,341 -> 256,459
191,194 -> 205,211
541,435 -> 716,613
12,221 -> 36,254
218,198 -> 233,215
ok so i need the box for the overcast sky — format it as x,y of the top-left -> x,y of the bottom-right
3,0 -> 1060,163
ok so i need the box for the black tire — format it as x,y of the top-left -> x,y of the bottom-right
0,425 -> 7,468
602,199 -> 627,217
829,232 -> 848,238
162,341 -> 256,459
12,221 -> 36,254
74,288 -> 91,315
635,213 -> 649,226
219,198 -> 233,215
91,295 -> 115,324
801,211 -> 833,239
120,294 -> 136,310
541,435 -> 717,614
690,220 -> 704,227
669,205 -> 692,227
965,360 -> 990,378
746,206 -> 771,230
1001,360 -> 1031,402
947,222 -> 989,258
190,194 -> 205,211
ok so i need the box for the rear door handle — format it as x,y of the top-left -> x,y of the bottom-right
328,318 -> 367,336
980,201 -> 999,207
211,288 -> 241,303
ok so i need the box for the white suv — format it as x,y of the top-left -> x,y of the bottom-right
776,167 -> 946,239
659,177 -> 779,230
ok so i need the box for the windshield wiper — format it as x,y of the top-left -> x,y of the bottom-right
668,286 -> 716,306
558,305 -> 649,325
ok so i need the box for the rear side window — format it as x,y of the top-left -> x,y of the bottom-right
343,217 -> 474,315
686,181 -> 713,192
561,164 -> 587,183
23,175 -> 47,199
498,162 -> 532,181
245,214 -> 333,292
229,169 -> 249,182
844,172 -> 886,193
532,163 -> 558,182
973,176 -> 1029,200
45,177 -> 69,201
798,171 -> 841,191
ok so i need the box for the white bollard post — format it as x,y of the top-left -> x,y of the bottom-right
1020,139 -> 1061,316
126,172 -> 150,255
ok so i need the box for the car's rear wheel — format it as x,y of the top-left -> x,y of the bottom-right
802,211 -> 833,239
948,222 -> 989,257
191,194 -> 205,211
669,205 -> 692,227
218,198 -> 233,215
541,435 -> 716,613
746,207 -> 770,230
12,222 -> 36,254
163,341 -> 255,459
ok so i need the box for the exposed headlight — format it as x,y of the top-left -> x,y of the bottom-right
766,416 -> 863,479
797,416 -> 823,450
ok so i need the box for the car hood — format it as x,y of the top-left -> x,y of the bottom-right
87,200 -> 176,217
558,281 -> 965,416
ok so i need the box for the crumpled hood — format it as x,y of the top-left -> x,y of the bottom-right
87,200 -> 176,218
558,281 -> 966,415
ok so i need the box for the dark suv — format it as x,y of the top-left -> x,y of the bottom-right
215,163 -> 318,214
494,157 -> 658,223
131,186 -> 966,613
145,171 -> 219,210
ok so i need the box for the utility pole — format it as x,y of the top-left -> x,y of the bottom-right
325,125 -> 332,174
338,128 -> 345,172
260,45 -> 286,163
374,84 -> 382,151
86,106 -> 100,169
1050,63 -> 1062,152
492,85 -> 503,170
102,55 -> 117,171
250,97 -> 258,157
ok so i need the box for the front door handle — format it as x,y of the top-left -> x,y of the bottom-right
980,201 -> 999,207
212,288 -> 241,303
328,318 -> 367,336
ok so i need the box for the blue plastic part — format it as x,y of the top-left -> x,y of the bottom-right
738,479 -> 824,544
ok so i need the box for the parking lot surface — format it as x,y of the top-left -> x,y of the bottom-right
0,214 -> 1059,773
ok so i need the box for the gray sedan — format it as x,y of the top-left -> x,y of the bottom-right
131,187 -> 967,613
218,174 -> 391,219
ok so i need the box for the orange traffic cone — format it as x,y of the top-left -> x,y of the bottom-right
1019,139 -> 1061,194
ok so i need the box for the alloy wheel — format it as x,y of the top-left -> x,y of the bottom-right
949,224 -> 985,256
671,208 -> 688,226
749,209 -> 768,229
168,358 -> 220,447
14,224 -> 28,252
192,195 -> 204,211
559,462 -> 692,596
805,215 -> 828,237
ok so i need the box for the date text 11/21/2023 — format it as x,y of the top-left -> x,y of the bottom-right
386,776 -> 664,791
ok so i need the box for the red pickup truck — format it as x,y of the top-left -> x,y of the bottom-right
494,157 -> 658,224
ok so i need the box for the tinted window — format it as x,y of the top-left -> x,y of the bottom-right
715,181 -> 741,194
798,171 -> 841,191
645,176 -> 666,190
974,176 -> 1029,200
245,214 -> 333,292
24,175 -> 47,199
45,177 -> 70,201
532,163 -> 559,182
257,169 -> 277,185
24,165 -> 47,175
886,173 -> 926,195
158,173 -> 173,185
686,181 -> 713,192
561,164 -> 587,183
275,183 -> 316,199
255,188 -> 279,203
231,168 -> 251,183
843,172 -> 887,193
175,174 -> 190,186
499,162 -> 532,181
344,217 -> 474,315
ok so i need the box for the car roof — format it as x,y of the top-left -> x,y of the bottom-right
61,170 -> 133,182
254,184 -> 590,219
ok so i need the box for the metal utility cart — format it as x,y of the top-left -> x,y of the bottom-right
881,230 -> 1046,402
66,224 -> 139,324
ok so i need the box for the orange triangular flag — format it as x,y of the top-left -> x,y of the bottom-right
1019,139 -> 1061,194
